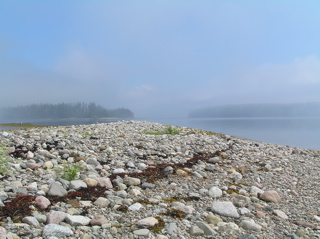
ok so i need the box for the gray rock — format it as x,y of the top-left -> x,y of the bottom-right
189,225 -> 204,236
46,211 -> 67,224
133,229 -> 150,236
65,215 -> 91,226
205,165 -> 218,172
206,212 -> 223,225
47,182 -> 68,197
123,176 -> 141,186
196,221 -> 216,236
116,190 -> 127,198
167,222 -> 178,234
286,234 -> 300,239
113,168 -> 125,174
22,216 -> 41,228
93,197 -> 110,208
250,186 -> 264,195
211,201 -> 240,218
42,224 -> 74,238
90,215 -> 108,226
0,227 -> 6,239
238,234 -> 257,239
217,222 -> 240,234
0,191 -> 8,201
32,211 -> 47,223
86,158 -> 100,166
229,172 -> 243,181
142,182 -> 155,189
239,219 -> 262,231
69,179 -> 87,189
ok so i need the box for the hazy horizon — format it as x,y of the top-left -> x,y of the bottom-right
1,1 -> 319,118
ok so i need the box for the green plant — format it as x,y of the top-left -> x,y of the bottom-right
55,162 -> 84,181
145,126 -> 181,135
0,145 -> 9,174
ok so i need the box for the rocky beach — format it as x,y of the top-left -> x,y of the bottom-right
0,121 -> 319,239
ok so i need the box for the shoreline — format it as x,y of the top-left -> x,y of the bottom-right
0,121 -> 319,238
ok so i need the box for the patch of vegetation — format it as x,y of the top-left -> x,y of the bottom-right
0,145 -> 9,174
145,126 -> 181,135
116,205 -> 128,213
150,216 -> 165,234
226,188 -> 239,194
162,197 -> 180,203
161,208 -> 186,219
55,162 -> 84,181
133,199 -> 156,205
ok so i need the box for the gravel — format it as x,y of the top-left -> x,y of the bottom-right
0,120 -> 319,238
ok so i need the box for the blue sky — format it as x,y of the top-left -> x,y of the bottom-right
0,1 -> 319,117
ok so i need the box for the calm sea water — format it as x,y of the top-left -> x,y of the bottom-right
1,117 -> 319,150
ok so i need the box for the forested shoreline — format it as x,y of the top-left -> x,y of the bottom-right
0,103 -> 134,121
189,103 -> 320,118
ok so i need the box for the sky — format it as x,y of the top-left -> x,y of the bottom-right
0,0 -> 319,118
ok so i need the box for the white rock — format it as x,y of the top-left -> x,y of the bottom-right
113,168 -> 125,174
128,203 -> 143,211
138,217 -> 159,227
65,215 -> 91,226
42,224 -> 74,238
208,186 -> 223,198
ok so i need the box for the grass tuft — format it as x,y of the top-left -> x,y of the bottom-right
0,145 -> 9,175
55,161 -> 84,181
145,126 -> 181,135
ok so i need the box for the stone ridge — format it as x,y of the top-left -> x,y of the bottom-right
0,121 -> 319,238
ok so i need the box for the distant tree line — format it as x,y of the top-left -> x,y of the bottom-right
189,103 -> 320,118
0,102 -> 134,120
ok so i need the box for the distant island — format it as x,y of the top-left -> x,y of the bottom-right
0,102 -> 134,121
189,102 -> 320,118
